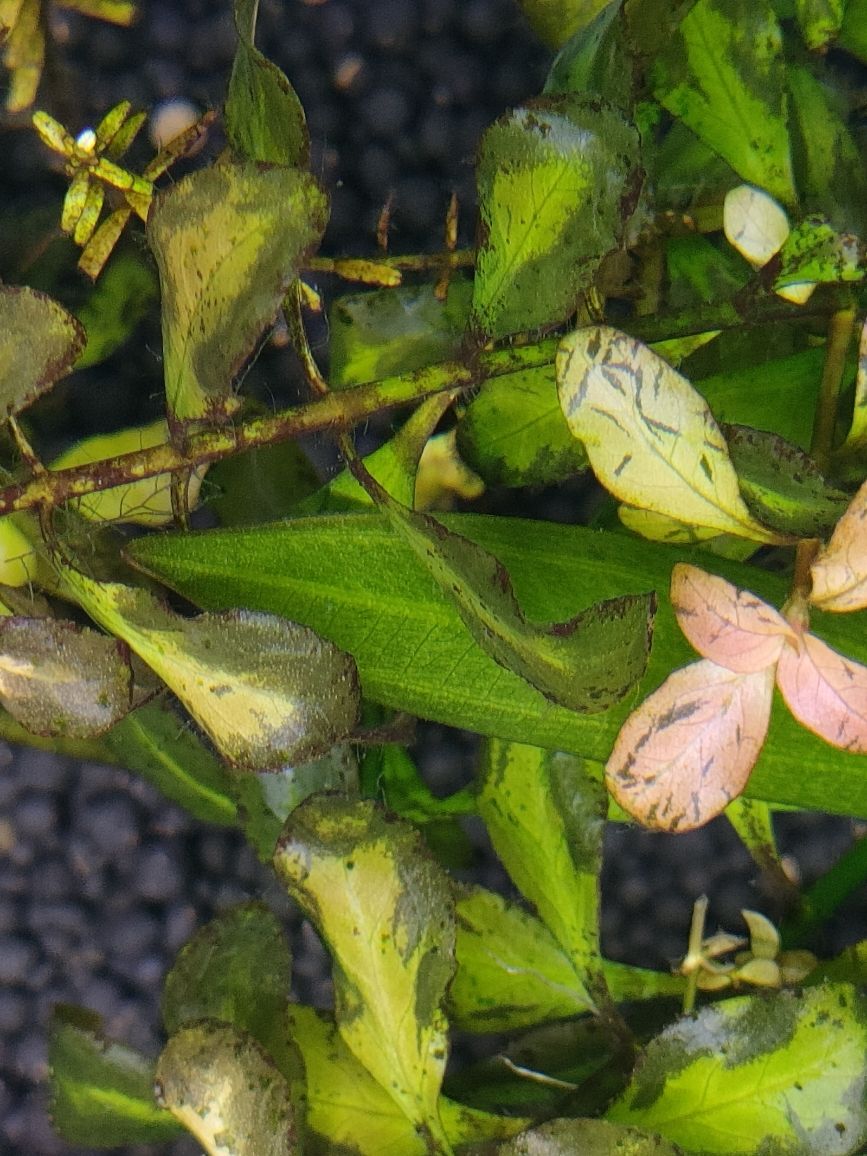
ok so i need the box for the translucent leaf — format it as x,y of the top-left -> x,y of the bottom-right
0,514 -> 44,588
670,563 -> 794,673
810,479 -> 867,611
496,1118 -> 685,1155
0,616 -> 132,737
155,1021 -> 297,1156
607,984 -> 867,1154
723,183 -> 790,269
49,1005 -> 181,1146
472,97 -> 641,340
724,424 -> 850,538
450,885 -> 596,1033
557,326 -> 782,542
161,903 -> 293,1074
146,162 -> 328,427
651,0 -> 796,206
225,0 -> 308,166
456,365 -> 589,488
59,569 -> 360,770
515,0 -> 614,48
606,659 -> 774,831
478,739 -> 605,983
50,420 -> 207,525
0,285 -> 85,416
274,796 -> 454,1147
776,631 -> 867,753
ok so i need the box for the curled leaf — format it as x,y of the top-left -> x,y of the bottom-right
810,479 -> 867,611
776,631 -> 867,753
557,326 -> 783,543
606,659 -> 775,831
671,563 -> 795,673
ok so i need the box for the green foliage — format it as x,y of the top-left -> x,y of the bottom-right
3,0 -> 867,1152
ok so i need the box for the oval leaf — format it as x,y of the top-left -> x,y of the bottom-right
0,285 -> 85,417
147,161 -> 328,428
472,97 -> 641,340
0,616 -> 132,738
606,658 -> 774,831
724,183 -> 790,268
59,568 -> 360,770
810,478 -> 867,611
274,795 -> 454,1146
156,1021 -> 297,1156
776,631 -> 867,753
557,326 -> 783,542
671,563 -> 795,673
608,984 -> 867,1155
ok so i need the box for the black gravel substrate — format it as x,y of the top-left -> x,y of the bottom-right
1,2 -> 866,1153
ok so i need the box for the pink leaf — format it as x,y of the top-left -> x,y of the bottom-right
671,563 -> 795,673
605,659 -> 774,832
810,479 -> 867,612
775,632 -> 867,753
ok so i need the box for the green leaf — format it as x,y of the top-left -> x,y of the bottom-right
161,903 -> 293,1074
795,0 -> 845,49
838,0 -> 867,60
330,280 -> 472,388
375,489 -> 654,712
155,1021 -> 297,1156
478,740 -> 605,984
451,885 -> 596,1032
225,0 -> 308,166
60,568 -> 360,771
514,0 -> 616,48
724,424 -> 850,537
73,251 -> 158,369
49,1005 -> 182,1146
126,511 -> 867,816
456,364 -> 589,487
208,441 -> 321,526
787,65 -> 867,236
472,96 -> 641,340
773,216 -> 865,290
496,1118 -> 685,1155
146,161 -> 328,427
0,616 -> 131,738
665,233 -> 749,310
557,326 -> 784,542
0,285 -> 85,416
363,742 -> 475,824
288,1004 -> 527,1154
274,796 -> 455,1149
843,319 -> 867,450
543,3 -> 632,109
651,0 -> 796,205
608,983 -> 867,1154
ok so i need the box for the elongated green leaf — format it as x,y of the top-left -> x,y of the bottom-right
156,1021 -> 297,1156
60,568 -> 360,770
608,984 -> 867,1154
515,0 -> 614,48
724,424 -> 850,537
451,885 -> 596,1032
497,1118 -> 684,1155
330,280 -> 472,388
226,0 -> 308,166
472,97 -> 641,340
843,318 -> 867,451
0,616 -> 131,738
147,162 -> 328,427
126,512 -> 867,816
377,490 -> 653,712
456,365 -> 589,487
558,326 -> 784,542
544,3 -> 632,109
651,0 -> 796,205
479,740 -> 605,986
0,285 -> 85,416
274,796 -> 454,1148
162,903 -> 293,1074
50,1005 -> 181,1146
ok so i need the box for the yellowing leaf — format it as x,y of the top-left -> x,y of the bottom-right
671,563 -> 795,673
59,569 -> 360,770
606,659 -> 774,831
50,420 -> 207,525
810,479 -> 867,611
776,631 -> 867,753
0,285 -> 85,416
274,796 -> 454,1149
147,161 -> 328,428
557,326 -> 783,543
724,183 -> 790,267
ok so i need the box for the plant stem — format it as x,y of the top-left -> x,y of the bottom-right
810,305 -> 856,471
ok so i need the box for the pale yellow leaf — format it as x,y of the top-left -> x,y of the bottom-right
810,478 -> 867,611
